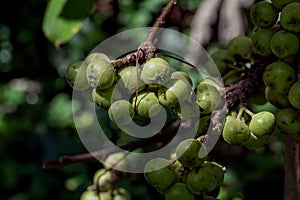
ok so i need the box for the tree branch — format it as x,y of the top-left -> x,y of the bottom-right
211,55 -> 275,131
112,0 -> 179,68
144,0 -> 178,44
42,120 -> 180,169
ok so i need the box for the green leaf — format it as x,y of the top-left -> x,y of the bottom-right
42,0 -> 93,46
60,0 -> 95,19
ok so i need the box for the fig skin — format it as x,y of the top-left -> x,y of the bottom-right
222,118 -> 251,145
249,111 -> 276,138
141,57 -> 172,85
250,1 -> 279,28
144,158 -> 178,194
270,30 -> 300,58
280,2 -> 300,33
288,81 -> 300,109
86,60 -> 116,90
263,61 -> 296,94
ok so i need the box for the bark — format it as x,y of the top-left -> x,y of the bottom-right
284,135 -> 300,200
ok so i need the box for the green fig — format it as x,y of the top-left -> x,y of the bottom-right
249,111 -> 276,137
144,158 -> 178,194
270,30 -> 299,58
250,1 -> 279,28
263,61 -> 296,94
86,60 -> 115,90
66,60 -> 89,90
288,81 -> 300,109
141,57 -> 172,85
175,138 -> 207,169
280,2 -> 300,33
108,100 -> 135,126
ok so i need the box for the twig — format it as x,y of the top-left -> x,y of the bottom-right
112,0 -> 179,68
143,0 -> 178,44
211,55 -> 275,131
42,120 -> 180,169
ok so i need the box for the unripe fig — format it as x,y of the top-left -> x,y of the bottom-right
175,138 -> 207,169
251,28 -> 274,56
270,30 -> 299,58
206,50 -> 235,76
250,2 -> 279,28
66,60 -> 89,90
80,190 -> 98,200
288,81 -> 300,109
99,188 -> 131,200
202,161 -> 225,186
198,78 -> 222,91
196,84 -> 222,114
222,118 -> 251,145
144,158 -> 178,194
263,61 -> 296,94
249,111 -> 276,137
141,57 -> 171,85
172,100 -> 199,120
186,166 -> 218,194
118,66 -> 145,93
113,188 -> 131,200
171,71 -> 193,86
132,91 -> 161,118
92,85 -> 116,109
265,86 -> 291,108
165,183 -> 195,200
280,2 -> 300,33
228,36 -> 254,60
272,0 -> 300,10
93,169 -> 117,192
86,60 -> 115,90
103,152 -> 127,170
85,52 -> 110,65
108,100 -> 135,126
158,79 -> 191,107
276,107 -> 300,135
244,133 -> 270,150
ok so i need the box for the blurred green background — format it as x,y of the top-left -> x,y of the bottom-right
0,0 -> 285,199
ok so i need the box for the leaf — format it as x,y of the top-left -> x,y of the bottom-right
60,0 -> 95,20
42,0 -> 93,47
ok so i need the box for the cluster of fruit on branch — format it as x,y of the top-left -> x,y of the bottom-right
143,139 -> 225,200
79,152 -> 132,200
63,0 -> 300,199
249,0 -> 300,141
66,51 -> 224,126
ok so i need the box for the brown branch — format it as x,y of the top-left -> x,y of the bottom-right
112,0 -> 178,68
42,120 -> 180,169
211,55 -> 276,131
144,0 -> 178,44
